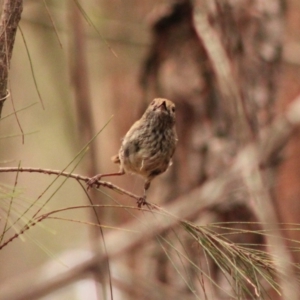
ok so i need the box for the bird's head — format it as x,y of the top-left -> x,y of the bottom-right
146,98 -> 176,123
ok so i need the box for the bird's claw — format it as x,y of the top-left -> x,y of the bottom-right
137,196 -> 156,210
137,196 -> 147,208
86,175 -> 102,190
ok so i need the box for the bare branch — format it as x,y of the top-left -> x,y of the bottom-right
0,167 -> 141,201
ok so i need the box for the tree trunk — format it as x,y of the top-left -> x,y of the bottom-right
139,0 -> 286,298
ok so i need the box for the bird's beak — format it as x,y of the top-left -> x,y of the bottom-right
158,101 -> 167,111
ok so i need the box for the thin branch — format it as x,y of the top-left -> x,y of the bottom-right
0,161 -> 21,244
9,84 -> 24,143
18,26 -> 45,109
0,167 -> 141,202
42,0 -> 63,48
0,204 -> 142,250
72,0 -> 118,57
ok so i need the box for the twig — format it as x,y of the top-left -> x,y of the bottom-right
42,0 -> 63,48
0,167 -> 141,201
0,217 -> 43,250
0,204 -> 144,250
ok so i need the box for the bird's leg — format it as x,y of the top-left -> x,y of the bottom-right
137,180 -> 151,208
87,170 -> 125,189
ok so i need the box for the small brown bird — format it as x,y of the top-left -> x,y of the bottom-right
87,98 -> 178,207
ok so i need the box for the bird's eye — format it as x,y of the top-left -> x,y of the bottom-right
171,106 -> 175,113
151,101 -> 155,106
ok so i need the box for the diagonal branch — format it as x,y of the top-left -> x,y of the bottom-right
192,1 -> 253,143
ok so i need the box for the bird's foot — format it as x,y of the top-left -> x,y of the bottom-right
137,196 -> 148,208
86,174 -> 102,190
137,196 -> 156,210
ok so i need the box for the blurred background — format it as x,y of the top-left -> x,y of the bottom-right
1,0 -> 300,299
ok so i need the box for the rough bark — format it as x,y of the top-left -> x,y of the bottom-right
140,0 -> 285,298
0,0 -> 23,117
